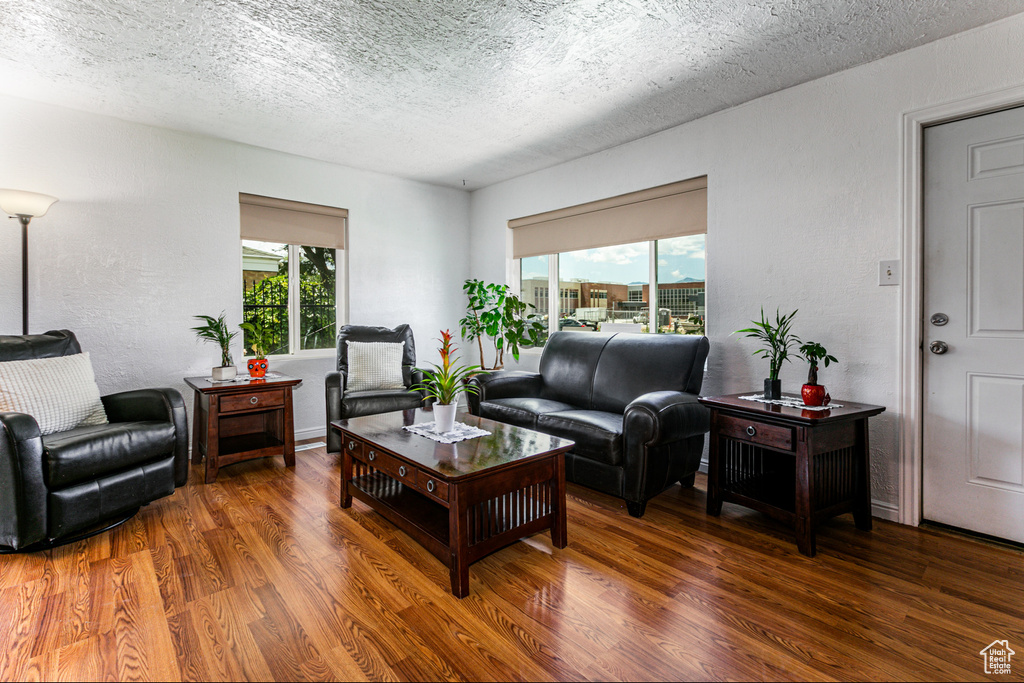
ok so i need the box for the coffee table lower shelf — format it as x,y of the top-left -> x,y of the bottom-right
343,456 -> 567,598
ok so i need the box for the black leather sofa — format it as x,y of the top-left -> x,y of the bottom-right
0,330 -> 188,551
325,324 -> 430,453
468,331 -> 710,517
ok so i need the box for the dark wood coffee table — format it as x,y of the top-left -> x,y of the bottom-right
331,408 -> 574,598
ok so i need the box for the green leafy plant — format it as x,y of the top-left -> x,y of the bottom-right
411,330 -> 488,405
239,320 -> 276,358
798,341 -> 838,386
459,279 -> 546,370
192,313 -> 236,367
734,308 -> 800,381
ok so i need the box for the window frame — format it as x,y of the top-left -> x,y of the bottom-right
241,240 -> 346,360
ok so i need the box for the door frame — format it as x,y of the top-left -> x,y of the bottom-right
899,84 -> 1024,526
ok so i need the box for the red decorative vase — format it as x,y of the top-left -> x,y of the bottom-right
801,384 -> 830,407
247,357 -> 268,378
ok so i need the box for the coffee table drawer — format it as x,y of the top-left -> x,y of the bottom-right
363,447 -> 419,488
718,413 -> 794,451
221,389 -> 285,413
417,474 -> 449,503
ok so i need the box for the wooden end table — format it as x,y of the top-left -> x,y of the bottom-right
332,408 -> 573,598
699,393 -> 885,556
185,374 -> 302,483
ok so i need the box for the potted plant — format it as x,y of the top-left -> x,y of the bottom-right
411,330 -> 486,433
798,340 -> 838,406
239,320 -> 275,378
735,308 -> 800,400
459,279 -> 546,370
192,313 -> 237,381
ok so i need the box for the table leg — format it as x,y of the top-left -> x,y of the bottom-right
204,394 -> 220,484
795,448 -> 815,556
706,412 -> 723,516
340,445 -> 352,509
853,418 -> 874,531
448,486 -> 470,598
551,453 -> 568,549
191,390 -> 203,465
283,388 -> 296,468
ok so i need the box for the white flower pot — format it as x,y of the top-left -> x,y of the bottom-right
212,365 -> 237,381
433,403 -> 458,434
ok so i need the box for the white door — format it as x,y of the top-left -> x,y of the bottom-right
923,105 -> 1024,543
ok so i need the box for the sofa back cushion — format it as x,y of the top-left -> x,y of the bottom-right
591,333 -> 710,413
538,332 -> 613,408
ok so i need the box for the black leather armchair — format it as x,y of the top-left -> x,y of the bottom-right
326,324 -> 430,453
0,330 -> 188,552
468,331 -> 710,517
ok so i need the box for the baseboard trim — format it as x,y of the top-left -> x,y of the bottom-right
295,426 -> 327,442
871,499 -> 899,522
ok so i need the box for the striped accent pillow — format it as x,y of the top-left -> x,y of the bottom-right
346,341 -> 406,392
0,352 -> 109,435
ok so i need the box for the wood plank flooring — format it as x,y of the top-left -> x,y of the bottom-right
1,441 -> 1021,681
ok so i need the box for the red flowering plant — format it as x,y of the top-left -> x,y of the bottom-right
411,330 -> 487,405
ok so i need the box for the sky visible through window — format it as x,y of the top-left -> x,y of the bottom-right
522,235 -> 706,284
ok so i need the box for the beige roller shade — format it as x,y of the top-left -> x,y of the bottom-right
509,177 -> 707,259
239,193 -> 348,249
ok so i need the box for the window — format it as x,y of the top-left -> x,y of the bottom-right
509,177 -> 707,338
242,241 -> 337,355
239,193 -> 346,357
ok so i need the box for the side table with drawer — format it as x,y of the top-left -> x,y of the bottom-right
699,393 -> 885,556
185,374 -> 303,483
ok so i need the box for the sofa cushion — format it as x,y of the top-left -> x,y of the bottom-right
537,409 -> 624,466
42,421 -> 176,488
591,334 -> 709,413
479,397 -> 578,430
538,333 -> 613,409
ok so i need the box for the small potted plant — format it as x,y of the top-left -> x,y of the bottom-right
411,329 -> 486,434
239,320 -> 275,378
798,341 -> 838,407
735,308 -> 800,400
192,313 -> 237,381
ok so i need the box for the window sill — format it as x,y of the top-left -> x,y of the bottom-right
246,349 -> 336,362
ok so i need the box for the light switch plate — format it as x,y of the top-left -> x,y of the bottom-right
879,259 -> 900,286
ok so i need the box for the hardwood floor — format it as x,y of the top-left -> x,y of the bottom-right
1,440 -> 1021,681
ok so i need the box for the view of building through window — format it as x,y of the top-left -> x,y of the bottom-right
519,234 -> 706,336
242,240 -> 337,355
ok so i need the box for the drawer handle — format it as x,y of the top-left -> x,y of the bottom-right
250,396 -> 259,405
348,441 -> 356,450
746,426 -> 757,437
368,451 -> 376,461
398,465 -> 407,477
426,479 -> 435,492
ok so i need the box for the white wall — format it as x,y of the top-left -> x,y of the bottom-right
468,14 -> 1024,515
0,94 -> 470,439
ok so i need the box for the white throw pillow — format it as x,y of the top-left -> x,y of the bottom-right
0,352 -> 109,435
346,341 -> 406,392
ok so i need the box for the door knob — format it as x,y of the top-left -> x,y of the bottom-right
930,313 -> 949,326
930,340 -> 948,354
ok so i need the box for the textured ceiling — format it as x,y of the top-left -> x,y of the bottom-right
1,1 -> 1024,189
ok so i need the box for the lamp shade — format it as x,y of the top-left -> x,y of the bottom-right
0,189 -> 58,218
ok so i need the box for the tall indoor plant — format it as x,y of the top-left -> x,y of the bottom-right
411,330 -> 486,433
735,308 -> 800,400
798,340 -> 838,406
459,279 -> 546,370
192,313 -> 238,381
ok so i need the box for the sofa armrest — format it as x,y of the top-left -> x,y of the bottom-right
102,388 -> 189,487
0,412 -> 47,549
466,371 -> 543,415
624,391 -> 710,445
325,371 -> 344,453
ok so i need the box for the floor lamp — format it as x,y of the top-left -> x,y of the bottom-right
0,189 -> 59,335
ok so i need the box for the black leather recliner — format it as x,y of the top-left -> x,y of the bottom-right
468,331 -> 710,517
0,330 -> 188,551
325,324 -> 430,453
